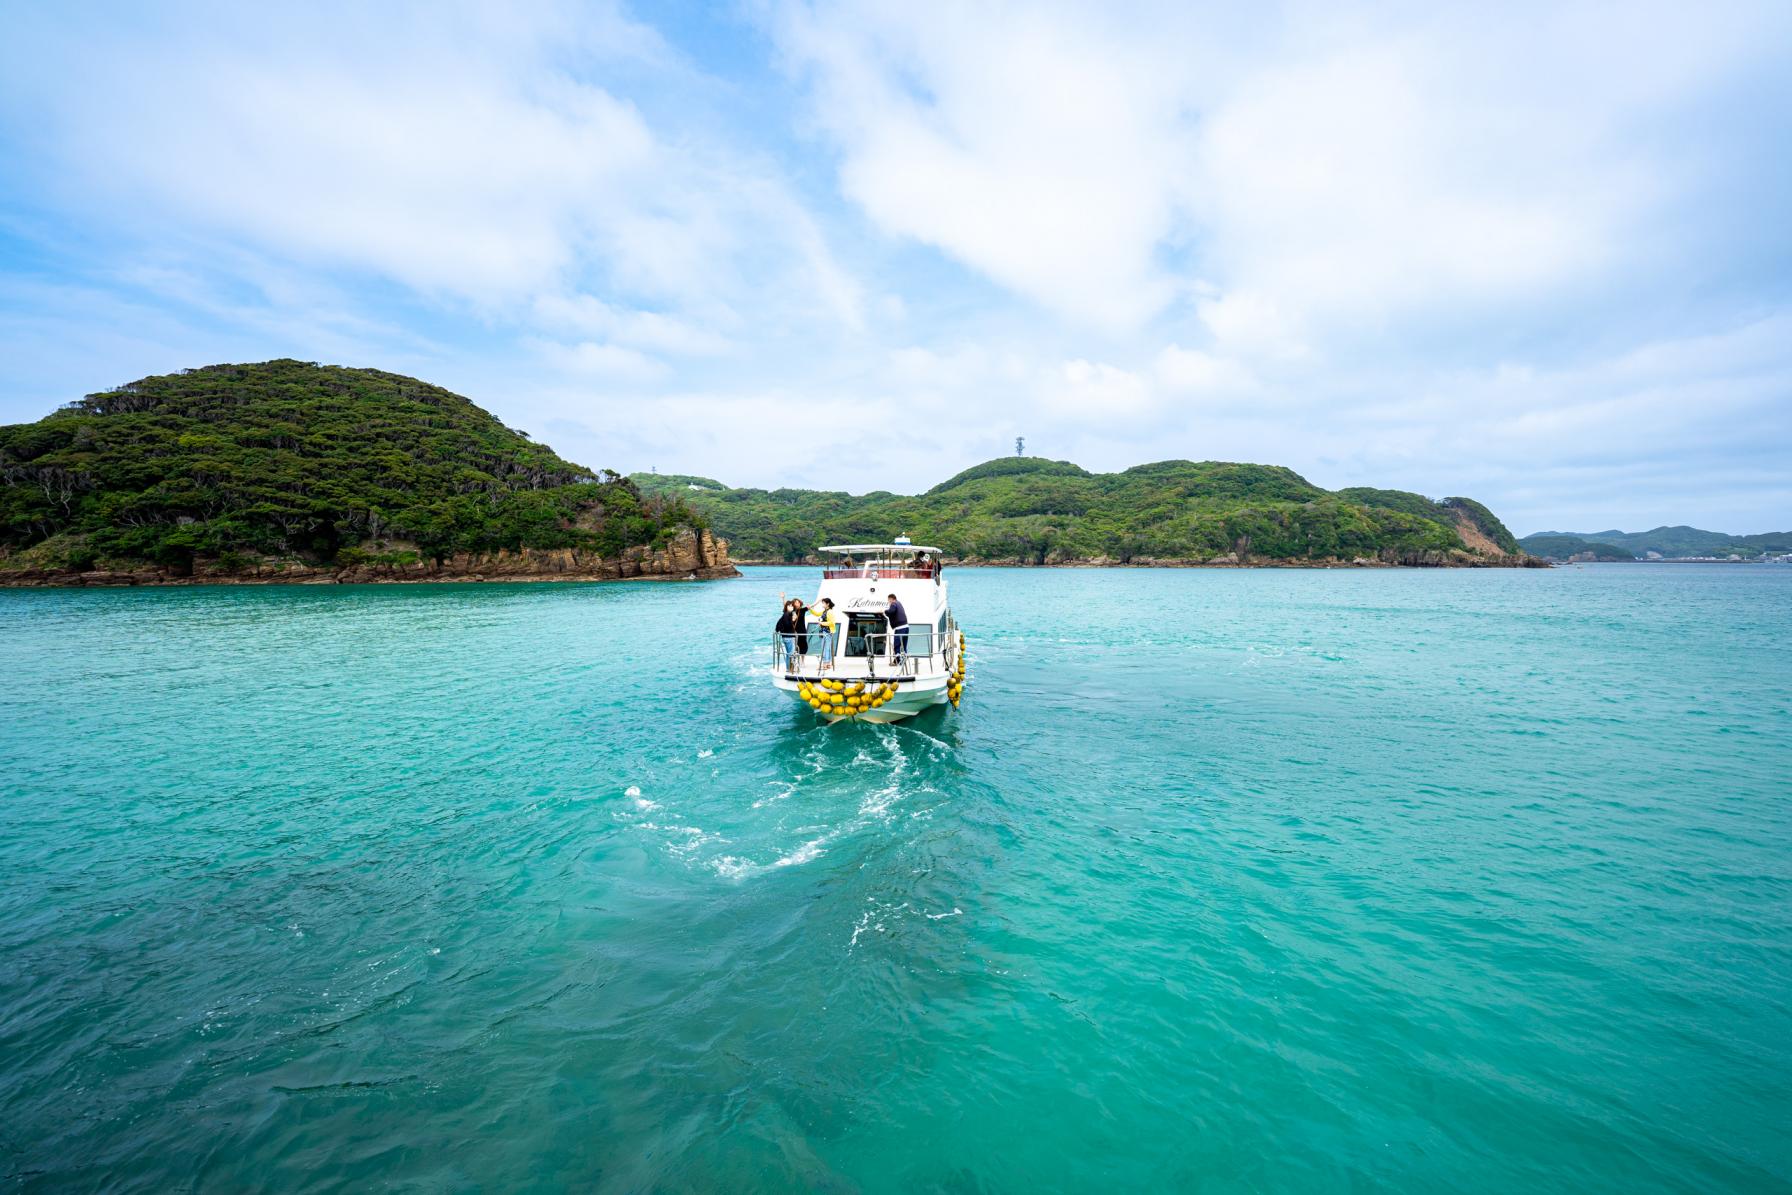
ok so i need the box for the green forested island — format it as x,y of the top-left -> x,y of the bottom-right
1518,526 -> 1792,560
0,360 -> 731,585
631,456 -> 1536,567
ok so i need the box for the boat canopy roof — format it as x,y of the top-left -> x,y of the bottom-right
819,543 -> 943,555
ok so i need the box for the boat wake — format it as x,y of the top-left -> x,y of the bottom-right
619,721 -> 951,883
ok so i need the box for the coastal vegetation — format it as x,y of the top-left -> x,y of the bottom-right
633,458 -> 1531,566
0,361 -> 708,579
1518,535 -> 1636,561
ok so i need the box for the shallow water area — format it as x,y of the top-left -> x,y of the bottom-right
1,565 -> 1788,1191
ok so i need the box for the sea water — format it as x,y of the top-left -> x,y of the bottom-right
1,565 -> 1787,1191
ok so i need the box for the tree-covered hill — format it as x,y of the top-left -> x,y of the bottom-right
632,457 -> 1533,566
1520,526 -> 1792,558
1518,535 -> 1636,561
1334,487 -> 1458,529
0,360 -> 707,577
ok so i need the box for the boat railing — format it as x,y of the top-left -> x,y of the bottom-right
820,565 -> 939,580
772,619 -> 956,676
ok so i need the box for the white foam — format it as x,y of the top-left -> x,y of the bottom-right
859,782 -> 901,819
655,824 -> 703,837
849,898 -> 962,951
710,855 -> 757,880
697,749 -> 714,759
752,784 -> 796,809
774,838 -> 826,868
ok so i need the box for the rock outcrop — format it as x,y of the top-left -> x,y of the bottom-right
0,529 -> 738,587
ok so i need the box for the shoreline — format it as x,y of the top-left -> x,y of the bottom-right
731,557 -> 1547,570
0,567 -> 742,589
0,527 -> 741,590
0,569 -> 741,591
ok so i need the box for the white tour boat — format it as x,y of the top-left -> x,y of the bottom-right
771,539 -> 968,722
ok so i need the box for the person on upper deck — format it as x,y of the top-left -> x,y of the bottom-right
885,593 -> 909,664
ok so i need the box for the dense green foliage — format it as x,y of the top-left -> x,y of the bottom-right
1334,487 -> 1456,529
0,361 -> 700,573
924,457 -> 1091,493
1520,535 -> 1636,561
1520,525 -> 1792,558
633,457 -> 1505,563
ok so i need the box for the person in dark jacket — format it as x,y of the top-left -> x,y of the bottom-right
775,599 -> 801,665
885,593 -> 909,663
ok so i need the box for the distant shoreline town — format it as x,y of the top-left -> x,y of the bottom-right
1516,528 -> 1792,564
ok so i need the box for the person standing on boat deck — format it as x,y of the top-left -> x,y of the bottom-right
774,598 -> 801,665
810,598 -> 839,671
885,593 -> 909,664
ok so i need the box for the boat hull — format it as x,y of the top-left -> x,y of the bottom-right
778,676 -> 950,722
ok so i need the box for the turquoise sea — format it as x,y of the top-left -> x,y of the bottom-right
1,564 -> 1788,1191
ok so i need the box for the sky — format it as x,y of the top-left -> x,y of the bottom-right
1,1 -> 1789,535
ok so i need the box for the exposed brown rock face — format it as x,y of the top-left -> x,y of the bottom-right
0,529 -> 738,587
1436,508 -> 1547,567
1447,508 -> 1506,557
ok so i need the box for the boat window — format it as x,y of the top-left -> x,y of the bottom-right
844,613 -> 886,657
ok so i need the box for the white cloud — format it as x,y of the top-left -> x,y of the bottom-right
531,294 -> 734,356
775,2 -> 1190,330
1191,294 -> 1304,360
530,339 -> 668,382
774,1 -> 1788,354
0,0 -> 863,328
1153,345 -> 1256,398
1047,360 -> 1156,421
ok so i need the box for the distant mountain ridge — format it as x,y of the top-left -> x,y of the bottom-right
1519,525 -> 1792,559
1518,535 -> 1636,561
634,458 -> 1537,567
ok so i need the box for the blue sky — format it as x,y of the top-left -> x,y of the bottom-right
2,0 -> 1789,534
